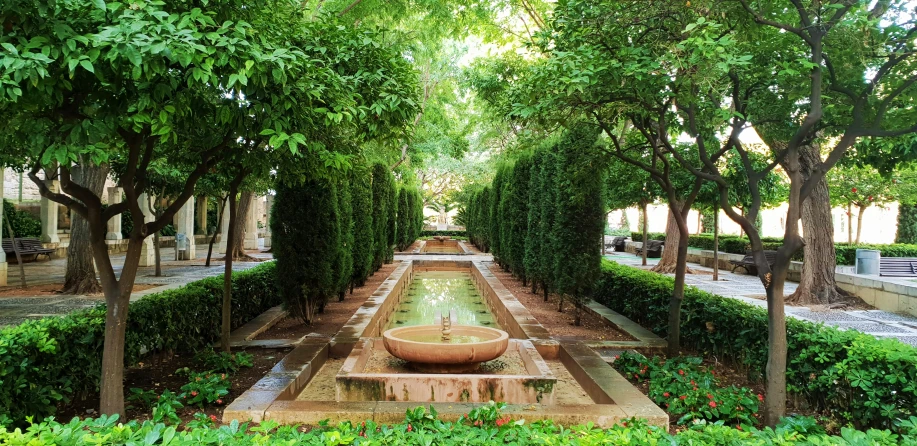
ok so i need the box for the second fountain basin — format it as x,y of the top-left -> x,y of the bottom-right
336,338 -> 555,404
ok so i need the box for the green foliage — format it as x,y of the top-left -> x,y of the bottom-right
272,179 -> 339,324
395,187 -> 422,251
595,260 -> 917,429
335,177 -> 354,300
0,262 -> 279,423
350,167 -> 375,288
180,372 -> 230,408
551,124 -> 605,299
193,350 -> 254,375
1,200 -> 41,238
614,352 -> 760,427
371,163 -> 396,269
897,204 -> 917,244
3,408 -> 917,445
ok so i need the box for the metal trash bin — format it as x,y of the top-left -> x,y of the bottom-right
855,249 -> 881,275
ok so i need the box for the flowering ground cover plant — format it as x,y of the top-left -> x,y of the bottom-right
3,405 -> 917,445
614,351 -> 760,427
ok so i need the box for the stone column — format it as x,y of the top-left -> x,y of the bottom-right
173,197 -> 196,260
195,197 -> 207,235
106,187 -> 123,240
0,169 -> 6,285
243,195 -> 259,250
263,194 -> 273,248
217,198 -> 230,254
138,193 -> 156,267
40,180 -> 60,243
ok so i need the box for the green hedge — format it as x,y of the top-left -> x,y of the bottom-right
2,199 -> 41,238
627,232 -> 917,266
3,407 -> 916,445
420,230 -> 466,237
593,260 -> 917,429
0,262 -> 280,423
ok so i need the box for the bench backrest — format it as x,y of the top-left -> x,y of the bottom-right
879,258 -> 917,274
645,240 -> 664,249
18,238 -> 44,249
612,236 -> 625,244
741,250 -> 778,263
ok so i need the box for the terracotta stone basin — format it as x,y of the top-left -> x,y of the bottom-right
382,325 -> 510,373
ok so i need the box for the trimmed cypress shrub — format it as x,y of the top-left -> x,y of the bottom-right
335,176 -> 354,301
896,203 -> 917,244
506,154 -> 532,280
524,151 -> 546,288
551,124 -> 605,322
371,163 -> 395,269
490,166 -> 507,264
385,176 -> 398,263
537,150 -> 559,296
396,187 -> 411,251
272,178 -> 339,324
350,167 -> 375,287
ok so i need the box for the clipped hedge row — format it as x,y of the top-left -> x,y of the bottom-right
630,231 -> 666,242
420,230 -> 466,237
593,260 -> 917,428
0,262 -> 280,423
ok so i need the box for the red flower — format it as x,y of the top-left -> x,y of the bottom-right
757,393 -> 764,402
690,380 -> 695,386
191,391 -> 198,397
709,401 -> 717,408
216,399 -> 223,405
852,187 -> 857,193
622,422 -> 628,427
407,424 -> 413,432
678,370 -> 685,375
663,392 -> 670,397
736,425 -> 742,431
210,415 -> 218,422
679,395 -> 686,400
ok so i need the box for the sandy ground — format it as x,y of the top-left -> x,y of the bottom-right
0,283 -> 163,297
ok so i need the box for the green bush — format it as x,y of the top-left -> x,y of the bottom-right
350,168 -> 375,288
3,406 -> 916,445
2,200 -> 41,238
897,203 -> 917,244
594,260 -> 917,429
631,231 -> 666,242
683,233 -> 917,265
371,163 -> 396,268
0,262 -> 279,424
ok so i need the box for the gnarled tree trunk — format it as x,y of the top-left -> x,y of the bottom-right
786,144 -> 844,305
229,191 -> 253,260
652,201 -> 696,275
63,163 -> 110,294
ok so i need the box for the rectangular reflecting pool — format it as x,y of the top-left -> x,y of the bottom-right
420,239 -> 465,253
385,271 -> 500,330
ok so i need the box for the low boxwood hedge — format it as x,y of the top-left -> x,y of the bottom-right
0,262 -> 280,423
593,260 -> 917,429
626,232 -> 917,265
420,230 -> 467,237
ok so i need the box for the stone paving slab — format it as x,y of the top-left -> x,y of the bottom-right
0,245 -> 272,328
604,252 -> 917,344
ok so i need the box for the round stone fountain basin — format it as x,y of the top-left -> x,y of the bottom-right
382,325 -> 509,373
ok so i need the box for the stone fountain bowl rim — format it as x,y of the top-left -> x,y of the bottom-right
382,325 -> 509,344
382,325 -> 510,365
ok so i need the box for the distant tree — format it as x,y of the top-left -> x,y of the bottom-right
828,164 -> 895,244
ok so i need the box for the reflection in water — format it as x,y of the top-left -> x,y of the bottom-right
385,271 -> 500,329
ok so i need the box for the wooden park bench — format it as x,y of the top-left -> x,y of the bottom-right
635,239 -> 664,258
729,250 -> 777,275
612,236 -> 627,252
2,237 -> 54,262
879,257 -> 917,277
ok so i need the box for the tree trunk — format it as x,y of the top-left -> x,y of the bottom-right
652,200 -> 695,274
63,163 -> 109,294
641,202 -> 648,266
2,207 -> 27,286
786,144 -> 843,305
221,186 -> 240,352
713,204 -> 719,281
543,280 -> 549,302
847,203 -> 853,244
230,191 -> 253,260
856,206 -> 865,244
206,196 -> 226,267
668,218 -> 690,355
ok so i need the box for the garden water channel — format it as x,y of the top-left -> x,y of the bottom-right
225,259 -> 667,427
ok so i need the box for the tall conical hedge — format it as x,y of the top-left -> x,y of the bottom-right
396,187 -> 411,251
335,175 -> 354,301
272,178 -> 340,324
897,203 -> 917,244
371,163 -> 396,269
350,166 -> 375,288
